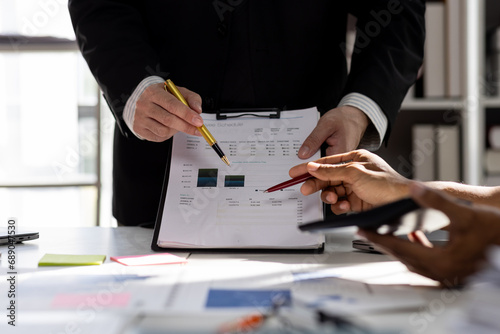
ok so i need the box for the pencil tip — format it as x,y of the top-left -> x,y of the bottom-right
263,190 -> 268,193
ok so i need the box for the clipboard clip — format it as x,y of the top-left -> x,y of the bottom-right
216,108 -> 281,120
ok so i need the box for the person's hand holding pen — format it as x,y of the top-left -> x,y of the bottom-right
132,82 -> 204,142
288,149 -> 411,214
132,80 -> 230,165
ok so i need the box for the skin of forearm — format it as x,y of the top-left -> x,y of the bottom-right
424,181 -> 500,208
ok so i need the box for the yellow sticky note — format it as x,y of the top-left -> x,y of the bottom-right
38,254 -> 106,266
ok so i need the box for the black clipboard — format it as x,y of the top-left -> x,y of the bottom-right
215,108 -> 281,120
151,107 -> 325,253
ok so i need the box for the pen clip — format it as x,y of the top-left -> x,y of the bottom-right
216,108 -> 281,120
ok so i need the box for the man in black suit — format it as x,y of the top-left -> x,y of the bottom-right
68,1 -> 425,226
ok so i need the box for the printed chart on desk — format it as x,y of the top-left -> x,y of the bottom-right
157,108 -> 324,249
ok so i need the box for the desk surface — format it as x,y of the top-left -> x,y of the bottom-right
0,227 -> 459,334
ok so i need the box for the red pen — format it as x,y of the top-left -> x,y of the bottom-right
263,173 -> 312,193
264,161 -> 349,193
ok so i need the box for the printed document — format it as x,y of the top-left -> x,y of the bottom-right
156,107 -> 324,249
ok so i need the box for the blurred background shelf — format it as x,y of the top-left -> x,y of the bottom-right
379,0 -> 500,186
402,99 -> 463,111
0,35 -> 78,52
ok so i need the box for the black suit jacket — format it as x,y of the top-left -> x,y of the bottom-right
69,0 -> 425,225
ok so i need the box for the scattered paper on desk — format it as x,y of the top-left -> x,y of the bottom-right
16,272 -> 176,312
292,276 -> 426,315
38,254 -> 106,266
110,253 -> 187,266
206,289 -> 291,308
448,246 -> 500,333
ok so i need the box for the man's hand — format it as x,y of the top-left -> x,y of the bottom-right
132,83 -> 204,142
298,105 -> 369,159
358,183 -> 500,287
289,150 -> 410,214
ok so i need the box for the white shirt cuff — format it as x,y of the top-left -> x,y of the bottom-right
124,75 -> 165,140
338,92 -> 388,151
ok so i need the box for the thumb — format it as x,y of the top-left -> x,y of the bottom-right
298,122 -> 332,159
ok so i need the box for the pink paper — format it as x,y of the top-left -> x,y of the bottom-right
52,293 -> 130,308
110,253 -> 188,266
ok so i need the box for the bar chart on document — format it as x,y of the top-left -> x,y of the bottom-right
179,139 -> 306,225
158,108 -> 324,249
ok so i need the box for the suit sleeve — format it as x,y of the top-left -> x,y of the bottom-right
68,0 -> 167,137
345,0 -> 425,143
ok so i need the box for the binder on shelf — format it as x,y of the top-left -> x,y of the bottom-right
486,26 -> 500,96
412,124 -> 461,182
424,1 -> 446,98
446,0 -> 463,98
489,125 -> 500,149
436,125 -> 461,182
412,124 -> 436,181
493,27 -> 500,97
485,174 -> 500,187
151,107 -> 325,252
485,149 -> 500,174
